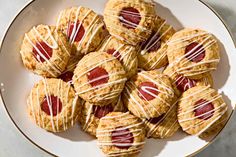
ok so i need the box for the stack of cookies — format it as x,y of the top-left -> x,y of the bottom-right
19,0 -> 229,156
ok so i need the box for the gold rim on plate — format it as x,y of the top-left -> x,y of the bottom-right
0,0 -> 235,157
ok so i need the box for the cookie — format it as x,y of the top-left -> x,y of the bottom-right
123,70 -> 175,119
144,101 -> 180,139
73,51 -> 127,105
27,78 -> 81,132
99,36 -> 138,78
167,28 -> 220,79
79,97 -> 125,136
56,6 -> 106,55
138,16 -> 176,70
200,112 -> 229,138
104,0 -> 156,45
20,24 -> 71,77
163,65 -> 213,97
96,112 -> 146,157
178,85 -> 228,136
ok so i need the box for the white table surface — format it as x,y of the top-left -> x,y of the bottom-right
0,0 -> 236,156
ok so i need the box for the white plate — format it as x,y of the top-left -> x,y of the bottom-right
0,0 -> 236,156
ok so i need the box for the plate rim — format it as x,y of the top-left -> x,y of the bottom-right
0,0 -> 235,156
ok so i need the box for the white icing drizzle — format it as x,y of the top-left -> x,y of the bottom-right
76,75 -> 126,95
101,37 -> 133,60
180,103 -> 226,122
167,31 -> 219,77
66,60 -> 78,72
106,24 -> 146,41
146,100 -> 179,138
42,79 -> 56,131
33,27 -> 58,49
178,85 -> 228,135
71,95 -> 79,126
83,102 -> 94,131
97,112 -> 145,156
83,18 -> 104,51
114,0 -> 155,6
139,18 -> 175,70
167,32 -> 209,45
108,13 -> 148,32
124,71 -> 175,119
139,72 -> 175,97
165,66 -> 212,93
175,76 -> 195,91
89,89 -> 124,101
28,78 -> 79,132
82,97 -> 123,133
73,53 -> 117,80
141,20 -> 171,54
76,72 -> 124,90
69,7 -> 86,43
104,3 -> 156,45
200,112 -> 228,137
99,36 -> 138,77
56,7 -> 105,55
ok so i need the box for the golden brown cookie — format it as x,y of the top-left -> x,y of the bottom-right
144,101 -> 180,139
96,112 -> 146,157
163,65 -> 213,97
104,0 -> 156,45
56,6 -> 106,55
27,78 -> 81,132
20,24 -> 71,77
123,70 -> 175,119
99,36 -> 138,78
199,111 -> 229,138
167,28 -> 220,79
79,97 -> 125,136
138,16 -> 176,70
178,85 -> 228,136
73,52 -> 127,105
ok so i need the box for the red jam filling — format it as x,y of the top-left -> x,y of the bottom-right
119,7 -> 141,29
138,82 -> 159,101
41,95 -> 62,116
68,21 -> 85,42
93,105 -> 113,119
194,99 -> 214,120
141,32 -> 161,52
107,48 -> 122,61
87,67 -> 109,87
175,75 -> 196,92
58,71 -> 74,83
148,114 -> 164,124
185,42 -> 205,63
33,41 -> 53,63
111,128 -> 134,149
